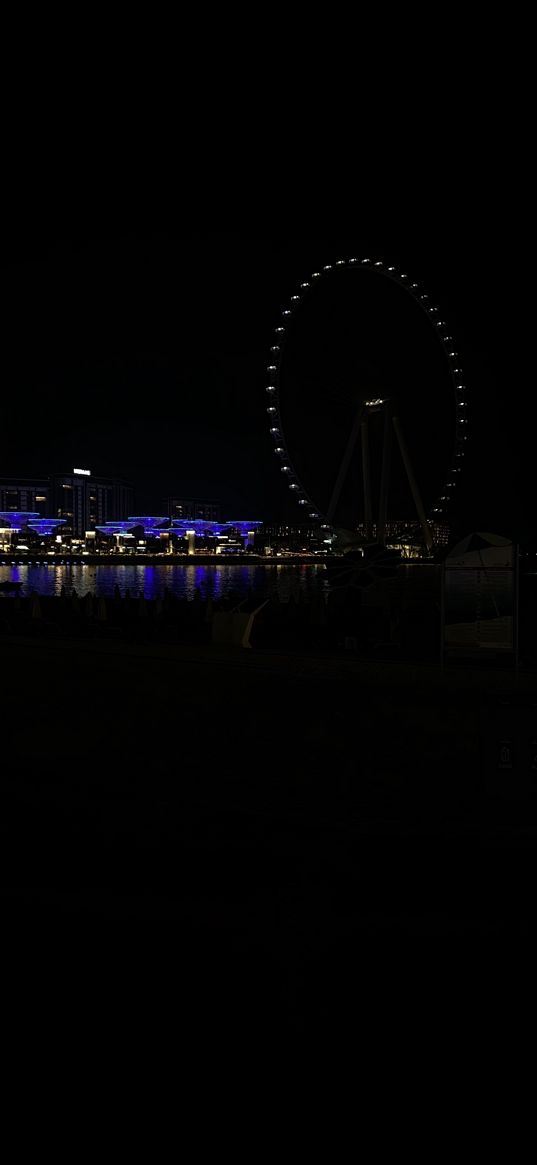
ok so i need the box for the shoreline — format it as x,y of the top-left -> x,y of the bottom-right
0,554 -> 330,567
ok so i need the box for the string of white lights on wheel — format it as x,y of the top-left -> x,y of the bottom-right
266,257 -> 468,531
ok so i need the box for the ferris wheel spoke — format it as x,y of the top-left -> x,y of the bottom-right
392,412 -> 433,553
377,401 -> 393,546
361,416 -> 373,540
326,403 -> 365,525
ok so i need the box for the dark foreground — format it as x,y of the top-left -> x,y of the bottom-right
2,632 -> 537,1044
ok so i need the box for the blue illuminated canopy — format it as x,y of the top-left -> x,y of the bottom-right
224,521 -> 263,532
170,519 -> 263,536
127,517 -> 169,529
0,511 -> 41,531
28,519 -> 67,536
96,522 -> 137,535
93,517 -> 264,542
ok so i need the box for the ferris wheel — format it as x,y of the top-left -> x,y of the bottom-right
266,257 -> 468,551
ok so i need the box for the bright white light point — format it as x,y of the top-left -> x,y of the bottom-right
336,260 -> 345,265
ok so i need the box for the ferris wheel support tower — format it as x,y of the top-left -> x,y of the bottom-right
326,396 -> 434,552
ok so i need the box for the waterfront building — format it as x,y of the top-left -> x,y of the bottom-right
166,496 -> 221,522
355,520 -> 450,548
261,524 -> 323,551
1,470 -> 133,539
53,470 -> 133,538
0,477 -> 50,517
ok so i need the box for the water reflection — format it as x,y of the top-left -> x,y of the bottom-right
0,561 -> 329,601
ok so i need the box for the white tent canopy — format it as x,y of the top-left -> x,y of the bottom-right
447,532 -> 513,568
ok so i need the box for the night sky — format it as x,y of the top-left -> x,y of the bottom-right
0,228 -> 523,540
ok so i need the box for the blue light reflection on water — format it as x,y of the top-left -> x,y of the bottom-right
0,562 -> 329,601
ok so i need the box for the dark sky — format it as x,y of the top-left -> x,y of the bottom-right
0,226 -> 524,538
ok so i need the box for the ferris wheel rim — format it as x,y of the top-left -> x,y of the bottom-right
266,257 -> 468,529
